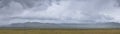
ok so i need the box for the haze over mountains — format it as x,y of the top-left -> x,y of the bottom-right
1,22 -> 120,29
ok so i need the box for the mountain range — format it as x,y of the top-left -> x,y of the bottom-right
1,22 -> 120,29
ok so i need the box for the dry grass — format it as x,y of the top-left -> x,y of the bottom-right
0,29 -> 120,34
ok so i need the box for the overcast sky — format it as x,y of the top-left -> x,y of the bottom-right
0,0 -> 120,25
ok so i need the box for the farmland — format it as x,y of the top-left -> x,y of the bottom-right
0,29 -> 120,34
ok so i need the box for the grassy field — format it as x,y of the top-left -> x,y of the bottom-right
0,29 -> 120,34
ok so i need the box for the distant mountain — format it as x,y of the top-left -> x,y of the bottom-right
1,22 -> 120,29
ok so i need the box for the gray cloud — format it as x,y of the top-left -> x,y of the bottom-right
0,0 -> 120,25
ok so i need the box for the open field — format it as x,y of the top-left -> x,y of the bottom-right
0,29 -> 120,34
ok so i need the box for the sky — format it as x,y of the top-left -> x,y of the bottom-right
0,0 -> 120,25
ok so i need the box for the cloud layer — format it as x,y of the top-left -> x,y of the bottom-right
0,0 -> 120,25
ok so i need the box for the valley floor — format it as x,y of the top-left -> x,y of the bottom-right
0,29 -> 120,34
